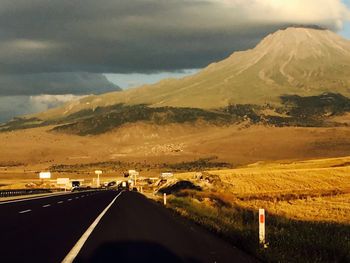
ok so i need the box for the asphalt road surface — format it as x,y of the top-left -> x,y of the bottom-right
0,190 -> 257,263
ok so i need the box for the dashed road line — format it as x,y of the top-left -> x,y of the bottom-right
0,191 -> 96,205
19,209 -> 32,214
57,201 -> 64,204
68,199 -> 72,201
42,204 -> 51,208
0,193 -> 68,205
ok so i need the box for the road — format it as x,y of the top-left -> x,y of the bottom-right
0,190 -> 257,263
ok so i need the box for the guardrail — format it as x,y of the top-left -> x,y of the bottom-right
0,189 -> 52,198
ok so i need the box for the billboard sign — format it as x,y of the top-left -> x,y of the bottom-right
39,172 -> 51,179
57,178 -> 70,185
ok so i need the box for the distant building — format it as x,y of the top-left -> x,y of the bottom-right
160,172 -> 174,178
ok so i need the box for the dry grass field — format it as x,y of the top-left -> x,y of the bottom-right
174,156 -> 350,223
161,157 -> 350,262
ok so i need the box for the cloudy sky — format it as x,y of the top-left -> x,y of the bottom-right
1,0 -> 350,122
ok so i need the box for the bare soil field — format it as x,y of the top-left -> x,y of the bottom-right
1,123 -> 350,167
1,123 -> 350,189
1,123 -> 350,190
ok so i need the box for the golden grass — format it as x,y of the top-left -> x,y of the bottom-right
234,194 -> 350,224
174,156 -> 350,224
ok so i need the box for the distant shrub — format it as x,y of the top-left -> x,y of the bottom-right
158,181 -> 201,195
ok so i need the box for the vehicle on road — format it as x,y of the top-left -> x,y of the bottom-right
107,181 -> 116,187
118,181 -> 130,191
71,181 -> 81,192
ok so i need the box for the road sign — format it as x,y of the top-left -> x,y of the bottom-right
259,209 -> 265,245
39,172 -> 51,179
163,193 -> 167,206
95,170 -> 102,175
128,170 -> 139,186
128,170 -> 139,176
57,178 -> 70,185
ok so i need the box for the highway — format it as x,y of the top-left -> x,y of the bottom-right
0,190 -> 257,263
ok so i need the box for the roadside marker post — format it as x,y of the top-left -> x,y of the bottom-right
163,193 -> 167,206
259,209 -> 266,246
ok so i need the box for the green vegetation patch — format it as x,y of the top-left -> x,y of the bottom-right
49,158 -> 233,173
2,93 -> 350,134
281,92 -> 350,118
162,157 -> 233,172
0,117 -> 45,132
51,105 -> 234,135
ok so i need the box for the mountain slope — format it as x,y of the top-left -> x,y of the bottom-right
3,93 -> 350,135
30,27 -> 350,120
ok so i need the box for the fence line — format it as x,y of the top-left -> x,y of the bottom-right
0,189 -> 52,198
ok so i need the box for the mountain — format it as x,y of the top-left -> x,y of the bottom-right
31,27 -> 350,121
2,27 -> 350,166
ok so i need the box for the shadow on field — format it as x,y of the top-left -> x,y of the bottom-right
74,240 -> 198,263
169,195 -> 350,263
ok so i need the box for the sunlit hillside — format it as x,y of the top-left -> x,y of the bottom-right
27,27 -> 350,121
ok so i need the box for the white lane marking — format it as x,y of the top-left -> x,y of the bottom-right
0,191 -> 96,205
62,191 -> 123,263
68,199 -> 72,201
19,209 -> 32,214
75,197 -> 79,199
0,193 -> 68,205
57,201 -> 64,204
42,204 -> 51,208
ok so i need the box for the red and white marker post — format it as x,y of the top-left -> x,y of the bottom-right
259,208 -> 266,245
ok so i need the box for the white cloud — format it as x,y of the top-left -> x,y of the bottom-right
29,94 -> 86,111
0,94 -> 85,123
0,0 -> 349,75
207,0 -> 350,30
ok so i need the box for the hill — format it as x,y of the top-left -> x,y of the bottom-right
30,27 -> 350,121
2,92 -> 350,135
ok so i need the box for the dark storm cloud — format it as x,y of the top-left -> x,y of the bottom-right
0,72 -> 120,96
0,0 -> 348,75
